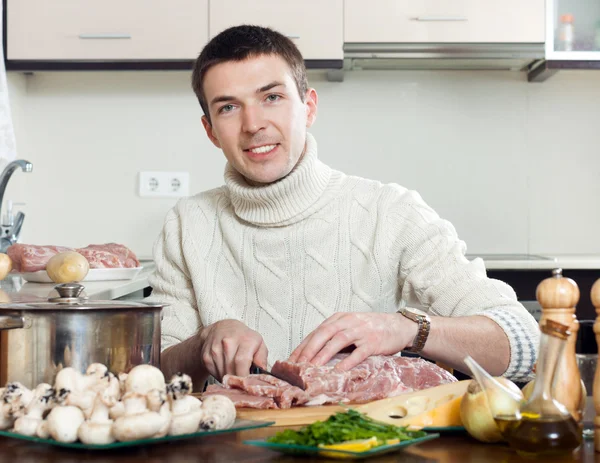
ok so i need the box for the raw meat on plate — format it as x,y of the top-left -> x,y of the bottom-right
7,243 -> 140,272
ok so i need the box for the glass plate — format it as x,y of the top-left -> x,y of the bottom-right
0,419 -> 274,450
244,433 -> 439,460
422,426 -> 465,433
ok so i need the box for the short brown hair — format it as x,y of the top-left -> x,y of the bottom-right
191,25 -> 308,123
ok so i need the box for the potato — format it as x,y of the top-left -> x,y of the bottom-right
0,253 -> 12,280
46,251 -> 89,283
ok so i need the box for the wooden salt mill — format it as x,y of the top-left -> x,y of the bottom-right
537,268 -> 582,423
591,278 -> 600,452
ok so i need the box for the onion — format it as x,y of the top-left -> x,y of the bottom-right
460,377 -> 523,443
46,251 -> 89,283
0,253 -> 12,280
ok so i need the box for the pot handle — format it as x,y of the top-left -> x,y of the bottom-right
0,315 -> 24,330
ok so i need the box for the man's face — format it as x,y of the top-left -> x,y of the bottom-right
201,54 -> 318,185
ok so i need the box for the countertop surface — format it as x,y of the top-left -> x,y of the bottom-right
0,261 -> 155,303
0,424 -> 593,462
0,254 -> 597,304
467,254 -> 600,270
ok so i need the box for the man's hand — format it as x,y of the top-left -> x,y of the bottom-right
200,319 -> 268,381
288,312 -> 418,371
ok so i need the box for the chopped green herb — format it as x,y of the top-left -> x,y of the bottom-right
267,409 -> 426,447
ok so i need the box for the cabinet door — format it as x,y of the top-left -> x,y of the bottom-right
209,0 -> 343,60
345,0 -> 545,43
7,0 -> 209,60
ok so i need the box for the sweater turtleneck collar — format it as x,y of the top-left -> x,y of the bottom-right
224,133 -> 333,226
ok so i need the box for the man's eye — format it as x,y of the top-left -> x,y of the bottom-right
266,94 -> 280,102
219,104 -> 235,113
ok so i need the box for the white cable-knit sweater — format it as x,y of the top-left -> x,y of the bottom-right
148,133 -> 539,380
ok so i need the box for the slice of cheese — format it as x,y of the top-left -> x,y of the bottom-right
355,380 -> 471,428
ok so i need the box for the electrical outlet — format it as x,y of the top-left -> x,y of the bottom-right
139,171 -> 190,198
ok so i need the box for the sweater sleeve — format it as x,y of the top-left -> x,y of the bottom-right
146,204 -> 202,352
386,187 -> 539,381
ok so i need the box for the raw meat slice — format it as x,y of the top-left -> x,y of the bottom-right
222,374 -> 310,408
203,384 -> 277,409
271,354 -> 456,403
7,244 -> 73,272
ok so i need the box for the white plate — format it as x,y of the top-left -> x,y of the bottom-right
19,267 -> 143,283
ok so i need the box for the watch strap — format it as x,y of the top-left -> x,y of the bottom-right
399,309 -> 431,353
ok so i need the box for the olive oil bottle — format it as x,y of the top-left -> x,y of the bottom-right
496,320 -> 582,457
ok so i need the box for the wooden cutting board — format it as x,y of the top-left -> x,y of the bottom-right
194,380 -> 471,427
235,404 -> 349,427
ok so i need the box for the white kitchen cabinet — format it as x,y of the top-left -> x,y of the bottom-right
345,0 -> 545,43
6,0 -> 209,61
209,0 -> 343,61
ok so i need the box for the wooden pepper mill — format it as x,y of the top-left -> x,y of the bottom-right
537,268 -> 582,423
591,278 -> 600,452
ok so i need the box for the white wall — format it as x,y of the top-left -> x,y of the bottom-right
4,69 -> 600,258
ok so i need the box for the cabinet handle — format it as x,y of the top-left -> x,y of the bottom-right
78,33 -> 132,40
286,35 -> 300,40
413,16 -> 467,22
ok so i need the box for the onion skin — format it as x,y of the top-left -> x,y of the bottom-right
0,254 -> 12,280
460,378 -> 523,443
46,251 -> 89,283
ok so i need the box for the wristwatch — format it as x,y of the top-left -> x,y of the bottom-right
398,307 -> 431,353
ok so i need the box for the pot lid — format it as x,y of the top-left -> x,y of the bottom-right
0,283 -> 166,311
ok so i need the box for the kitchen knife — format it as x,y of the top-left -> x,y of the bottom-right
250,363 -> 288,382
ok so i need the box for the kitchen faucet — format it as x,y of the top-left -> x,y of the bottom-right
0,160 -> 33,253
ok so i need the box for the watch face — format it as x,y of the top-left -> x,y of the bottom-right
403,307 -> 428,317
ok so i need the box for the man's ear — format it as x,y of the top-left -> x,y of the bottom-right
305,88 -> 318,128
202,115 -> 222,148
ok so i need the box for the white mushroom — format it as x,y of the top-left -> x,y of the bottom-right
124,365 -> 166,395
44,405 -> 85,443
167,373 -> 203,436
118,372 -> 128,396
1,382 -> 36,420
0,388 -> 15,430
111,391 -> 171,442
199,395 -> 236,431
54,367 -> 85,393
77,390 -> 117,445
55,365 -> 118,419
36,420 -> 50,439
13,384 -> 55,437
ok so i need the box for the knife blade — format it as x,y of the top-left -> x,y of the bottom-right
250,363 -> 287,382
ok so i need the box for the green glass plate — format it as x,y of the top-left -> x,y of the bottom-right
0,419 -> 274,450
244,432 -> 439,460
422,426 -> 465,433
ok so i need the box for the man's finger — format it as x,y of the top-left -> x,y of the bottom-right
289,332 -> 314,362
334,345 -> 371,371
312,329 -> 358,366
253,341 -> 269,370
289,314 -> 346,362
206,343 -> 223,380
233,344 -> 255,377
294,323 -> 343,364
222,337 -> 239,378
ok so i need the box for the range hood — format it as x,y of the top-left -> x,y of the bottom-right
343,43 -> 546,72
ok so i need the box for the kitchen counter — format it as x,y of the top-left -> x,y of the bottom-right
0,261 -> 155,303
468,254 -> 600,271
0,425 -> 593,462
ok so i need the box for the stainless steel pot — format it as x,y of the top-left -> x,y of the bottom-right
0,283 -> 166,388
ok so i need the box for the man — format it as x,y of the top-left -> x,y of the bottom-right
148,25 -> 539,390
